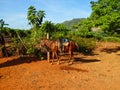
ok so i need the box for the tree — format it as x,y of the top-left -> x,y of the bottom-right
37,10 -> 46,25
40,21 -> 55,39
39,21 -> 70,39
90,0 -> 120,34
27,6 -> 45,41
0,19 -> 9,31
53,23 -> 70,38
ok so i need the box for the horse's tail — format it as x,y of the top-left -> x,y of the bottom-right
75,42 -> 79,51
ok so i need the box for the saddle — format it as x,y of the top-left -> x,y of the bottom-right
63,42 -> 69,46
63,39 -> 69,46
59,38 -> 69,53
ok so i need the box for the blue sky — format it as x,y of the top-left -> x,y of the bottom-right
0,0 -> 97,29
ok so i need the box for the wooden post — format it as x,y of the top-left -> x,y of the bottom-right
47,32 -> 50,62
47,52 -> 50,62
47,32 -> 49,40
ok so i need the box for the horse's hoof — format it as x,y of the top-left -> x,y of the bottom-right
51,63 -> 53,65
71,62 -> 73,65
57,62 -> 60,65
66,62 -> 70,65
70,62 -> 74,65
67,61 -> 73,66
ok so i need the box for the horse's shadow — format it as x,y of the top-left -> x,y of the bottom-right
0,56 -> 39,68
59,56 -> 101,64
59,52 -> 101,64
73,57 -> 101,63
101,46 -> 120,53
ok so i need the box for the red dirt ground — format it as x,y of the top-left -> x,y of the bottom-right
0,42 -> 120,90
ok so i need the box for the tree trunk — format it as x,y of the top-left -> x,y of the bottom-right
47,32 -> 50,62
47,32 -> 49,39
34,28 -> 37,42
17,32 -> 27,49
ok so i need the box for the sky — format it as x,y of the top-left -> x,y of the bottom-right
0,0 -> 97,29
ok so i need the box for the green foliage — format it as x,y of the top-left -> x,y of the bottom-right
72,0 -> 120,41
73,18 -> 93,37
102,37 -> 120,42
90,0 -> 120,33
39,21 -> 70,39
40,21 -> 55,33
27,6 -> 45,27
62,18 -> 85,30
26,43 -> 34,55
0,19 -> 9,30
51,24 -> 70,39
27,6 -> 45,42
72,36 -> 96,53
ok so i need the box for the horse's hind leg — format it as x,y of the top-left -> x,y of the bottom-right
51,53 -> 55,64
68,51 -> 74,65
68,50 -> 72,62
68,56 -> 72,63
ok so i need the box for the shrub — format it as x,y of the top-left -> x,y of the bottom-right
102,37 -> 120,42
72,37 -> 96,54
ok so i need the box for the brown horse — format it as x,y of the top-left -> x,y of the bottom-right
40,38 -> 79,64
40,38 -> 61,64
62,40 -> 79,63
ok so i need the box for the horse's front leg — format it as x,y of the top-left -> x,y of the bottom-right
51,53 -> 55,64
68,50 -> 71,62
55,52 -> 60,65
68,51 -> 73,64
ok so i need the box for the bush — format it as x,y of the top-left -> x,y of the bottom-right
102,37 -> 120,42
72,37 -> 96,54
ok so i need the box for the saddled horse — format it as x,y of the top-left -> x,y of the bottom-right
40,38 -> 79,64
62,40 -> 79,62
40,38 -> 61,64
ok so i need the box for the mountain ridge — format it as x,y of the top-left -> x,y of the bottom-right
62,18 -> 85,29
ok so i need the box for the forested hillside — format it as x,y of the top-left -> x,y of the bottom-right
62,18 -> 85,30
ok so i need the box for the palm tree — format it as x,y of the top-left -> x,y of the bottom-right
27,6 -> 45,41
27,6 -> 36,26
37,10 -> 45,25
0,19 -> 9,31
40,21 -> 55,39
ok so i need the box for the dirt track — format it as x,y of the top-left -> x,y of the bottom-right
0,42 -> 120,90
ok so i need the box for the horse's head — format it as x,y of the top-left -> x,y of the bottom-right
35,43 -> 41,50
34,38 -> 47,50
40,38 -> 49,47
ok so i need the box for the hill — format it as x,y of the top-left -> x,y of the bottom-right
62,18 -> 85,30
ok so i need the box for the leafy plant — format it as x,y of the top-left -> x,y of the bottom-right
72,36 -> 96,54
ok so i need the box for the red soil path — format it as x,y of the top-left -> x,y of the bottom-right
0,42 -> 120,90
